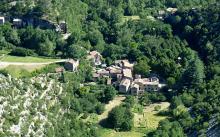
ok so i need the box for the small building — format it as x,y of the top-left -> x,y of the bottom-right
166,8 -> 178,14
123,69 -> 133,81
158,10 -> 166,16
115,60 -> 134,69
130,83 -> 139,95
13,18 -> 22,28
92,69 -> 110,81
131,77 -> 161,94
157,10 -> 166,20
107,78 -> 112,85
96,69 -> 110,77
64,59 -> 79,72
87,51 -> 102,66
108,67 -> 122,79
0,17 -> 5,24
59,21 -> 67,33
119,78 -> 131,93
122,60 -> 134,69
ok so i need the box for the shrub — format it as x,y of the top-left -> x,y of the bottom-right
10,47 -> 36,57
95,103 -> 105,115
154,105 -> 161,111
0,69 -> 8,76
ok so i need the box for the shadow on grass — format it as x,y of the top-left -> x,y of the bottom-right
99,118 -> 113,129
155,110 -> 170,116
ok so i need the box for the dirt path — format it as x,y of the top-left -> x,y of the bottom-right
0,60 -> 67,69
98,95 -> 126,122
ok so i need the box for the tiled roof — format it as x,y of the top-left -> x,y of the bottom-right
123,69 -> 132,78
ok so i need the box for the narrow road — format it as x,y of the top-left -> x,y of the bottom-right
0,60 -> 67,69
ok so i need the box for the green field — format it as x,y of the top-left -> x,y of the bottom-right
98,128 -> 145,137
1,65 -> 47,78
0,54 -> 61,77
97,102 -> 170,137
133,102 -> 170,130
0,55 -> 60,63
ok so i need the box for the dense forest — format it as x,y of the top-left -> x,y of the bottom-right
0,0 -> 220,137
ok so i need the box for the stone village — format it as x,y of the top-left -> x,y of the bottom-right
60,51 -> 166,96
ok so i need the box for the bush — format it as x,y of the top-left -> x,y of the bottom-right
10,47 -> 36,57
124,96 -> 135,108
0,69 -> 8,76
95,103 -> 105,115
154,105 -> 161,111
31,64 -> 60,76
98,85 -> 117,103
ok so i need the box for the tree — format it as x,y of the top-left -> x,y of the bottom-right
148,120 -> 186,137
133,59 -> 150,77
95,103 -> 105,115
99,85 -> 117,103
67,32 -> 81,45
139,93 -> 151,106
86,30 -> 104,47
107,105 -> 133,131
4,29 -> 20,46
37,39 -> 55,56
167,77 -> 176,87
124,96 -> 135,108
170,96 -> 183,109
10,47 -> 35,57
66,44 -> 87,59
124,0 -> 137,16
182,57 -> 205,87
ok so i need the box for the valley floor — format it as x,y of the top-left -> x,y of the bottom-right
96,96 -> 170,137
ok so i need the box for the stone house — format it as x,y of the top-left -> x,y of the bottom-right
87,51 -> 102,66
158,10 -> 166,16
107,66 -> 122,79
96,69 -> 110,77
64,59 -> 79,72
130,77 -> 161,95
13,18 -> 23,28
131,83 -> 143,95
119,78 -> 131,93
0,17 -> 5,24
115,60 -> 134,69
166,8 -> 178,14
59,21 -> 67,33
92,68 -> 110,81
56,21 -> 67,33
122,68 -> 133,81
122,60 -> 134,69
